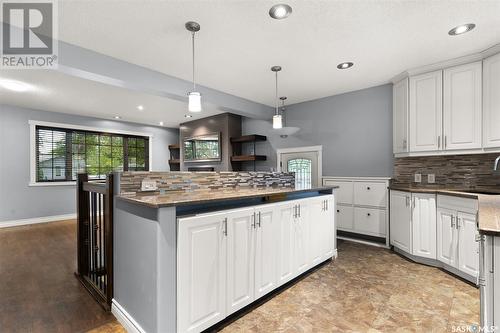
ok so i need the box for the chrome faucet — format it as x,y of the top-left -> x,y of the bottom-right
494,156 -> 500,171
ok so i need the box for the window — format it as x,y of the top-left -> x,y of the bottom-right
287,158 -> 312,188
35,125 -> 149,182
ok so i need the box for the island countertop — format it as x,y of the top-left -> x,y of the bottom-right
389,184 -> 500,235
116,185 -> 337,209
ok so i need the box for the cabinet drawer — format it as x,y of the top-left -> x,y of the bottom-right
353,182 -> 387,207
323,180 -> 353,204
354,207 -> 386,237
335,205 -> 354,231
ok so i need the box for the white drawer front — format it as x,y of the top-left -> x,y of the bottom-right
335,204 -> 354,231
353,182 -> 387,207
354,207 -> 386,237
324,180 -> 353,204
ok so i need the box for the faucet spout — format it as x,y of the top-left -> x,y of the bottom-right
494,156 -> 500,171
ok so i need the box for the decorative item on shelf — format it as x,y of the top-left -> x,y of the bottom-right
186,21 -> 202,112
168,144 -> 181,171
230,135 -> 267,171
275,96 -> 300,138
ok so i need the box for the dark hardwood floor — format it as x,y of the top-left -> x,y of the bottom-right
0,220 -> 117,333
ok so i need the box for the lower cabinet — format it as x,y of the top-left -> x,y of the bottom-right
177,195 -> 335,333
389,190 -> 412,253
437,196 -> 479,278
412,193 -> 437,259
494,237 -> 500,326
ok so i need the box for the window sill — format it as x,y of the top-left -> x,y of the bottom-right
29,182 -> 77,187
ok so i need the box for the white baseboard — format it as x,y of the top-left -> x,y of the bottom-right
0,213 -> 76,229
111,299 -> 146,333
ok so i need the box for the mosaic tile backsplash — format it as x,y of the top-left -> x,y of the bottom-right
119,171 -> 296,194
392,153 -> 500,189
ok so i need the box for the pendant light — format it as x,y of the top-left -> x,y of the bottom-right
186,21 -> 202,112
271,66 -> 283,129
277,96 -> 300,138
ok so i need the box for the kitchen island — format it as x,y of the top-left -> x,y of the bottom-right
112,171 -> 337,333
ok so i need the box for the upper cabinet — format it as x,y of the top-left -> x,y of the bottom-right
409,70 -> 443,152
393,78 -> 409,154
394,50 -> 497,156
483,53 -> 500,148
443,61 -> 482,150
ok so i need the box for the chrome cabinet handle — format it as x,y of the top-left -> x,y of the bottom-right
444,136 -> 447,149
438,136 -> 441,149
326,200 -> 328,211
223,218 -> 228,236
257,212 -> 262,228
456,216 -> 460,229
403,139 -> 407,149
412,197 -> 416,208
451,216 -> 455,229
251,213 -> 256,229
298,204 -> 301,218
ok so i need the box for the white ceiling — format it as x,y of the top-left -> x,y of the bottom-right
0,70 -> 221,128
56,0 -> 500,106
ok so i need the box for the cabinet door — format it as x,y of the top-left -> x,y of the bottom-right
323,196 -> 335,260
254,205 -> 278,300
309,197 -> 325,266
389,191 -> 412,253
412,193 -> 437,259
294,201 -> 311,275
443,62 -> 482,150
226,208 -> 255,315
483,53 -> 500,148
276,202 -> 295,286
437,208 -> 457,267
494,237 -> 500,326
409,70 -> 443,152
177,213 -> 227,333
393,78 -> 409,154
353,207 -> 386,237
336,204 -> 354,231
324,180 -> 353,204
457,212 -> 479,278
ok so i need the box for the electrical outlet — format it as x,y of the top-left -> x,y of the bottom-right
414,173 -> 422,183
428,174 -> 435,184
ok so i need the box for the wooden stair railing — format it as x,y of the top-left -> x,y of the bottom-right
75,173 -> 114,311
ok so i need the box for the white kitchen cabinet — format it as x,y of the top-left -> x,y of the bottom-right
437,195 -> 478,278
409,70 -> 443,152
437,207 -> 457,267
353,181 -> 387,207
276,202 -> 295,285
393,78 -> 409,154
335,204 -> 354,231
412,193 -> 437,259
177,212 -> 227,333
226,208 -> 256,315
254,205 -> 278,300
293,200 -> 311,275
483,52 -> 500,148
310,196 -> 335,266
353,207 -> 386,237
389,190 -> 412,253
494,237 -> 500,326
443,62 -> 482,150
323,180 -> 352,204
457,212 -> 479,278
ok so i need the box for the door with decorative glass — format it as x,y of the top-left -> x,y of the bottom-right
280,151 -> 319,188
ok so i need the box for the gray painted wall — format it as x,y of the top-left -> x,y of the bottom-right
242,84 -> 393,177
0,104 -> 178,222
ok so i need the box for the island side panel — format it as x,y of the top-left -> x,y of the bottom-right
157,206 -> 178,333
114,199 -> 160,333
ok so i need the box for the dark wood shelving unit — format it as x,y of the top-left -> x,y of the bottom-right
230,135 -> 267,171
168,144 -> 181,171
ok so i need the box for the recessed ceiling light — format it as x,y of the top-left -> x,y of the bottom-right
114,116 -> 121,119
137,105 -> 144,111
0,79 -> 32,92
159,121 -> 164,126
269,4 -> 292,20
337,62 -> 354,70
184,114 -> 192,118
448,23 -> 475,36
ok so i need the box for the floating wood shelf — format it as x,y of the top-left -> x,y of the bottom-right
168,144 -> 180,150
231,155 -> 267,162
230,135 -> 267,143
168,159 -> 180,164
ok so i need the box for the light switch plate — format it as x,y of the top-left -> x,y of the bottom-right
427,174 -> 435,184
414,173 -> 422,183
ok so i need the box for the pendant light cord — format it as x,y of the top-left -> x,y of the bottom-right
192,31 -> 196,91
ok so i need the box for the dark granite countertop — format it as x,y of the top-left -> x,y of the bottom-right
389,184 -> 500,235
117,185 -> 337,209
